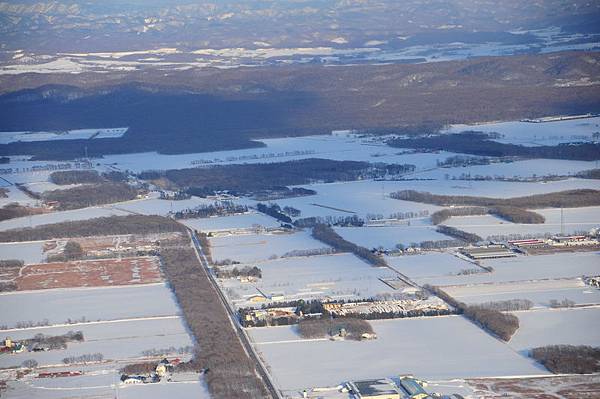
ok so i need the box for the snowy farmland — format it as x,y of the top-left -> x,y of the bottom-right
446,278 -> 600,308
0,316 -> 192,368
3,372 -> 210,399
413,251 -> 600,287
333,225 -> 450,250
385,252 -> 478,279
0,241 -> 44,264
268,178 -> 600,221
247,316 -> 546,392
508,308 -> 600,353
0,128 -> 127,144
182,212 -> 279,232
209,230 -> 327,263
446,206 -> 600,238
444,116 -> 600,146
220,253 -> 397,307
0,283 -> 180,328
97,133 -> 455,173
0,206 -> 130,231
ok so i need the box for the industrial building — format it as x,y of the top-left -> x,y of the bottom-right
347,376 -> 431,399
459,245 -> 516,260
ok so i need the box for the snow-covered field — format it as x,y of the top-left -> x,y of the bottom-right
248,316 -> 546,391
385,252 -> 478,279
270,178 -> 599,221
0,206 -> 129,231
334,225 -> 450,250
446,279 -> 600,307
444,117 -> 600,146
0,185 -> 37,207
209,230 -> 327,263
446,206 -> 600,238
413,158 -> 598,180
0,316 -> 192,368
0,241 -> 44,264
0,283 -> 180,328
221,253 -> 396,307
414,252 -> 600,287
182,212 -> 279,232
1,363 -> 208,399
509,308 -> 600,352
0,128 -> 127,144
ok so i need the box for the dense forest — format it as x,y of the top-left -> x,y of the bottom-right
49,170 -> 104,185
160,245 -> 271,399
391,189 -> 600,208
141,159 -> 413,196
0,215 -> 184,242
311,223 -> 386,267
531,345 -> 600,374
42,182 -> 138,210
1,52 -> 599,160
388,132 -> 600,161
0,203 -> 46,222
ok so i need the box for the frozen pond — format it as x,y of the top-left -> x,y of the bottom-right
509,308 -> 600,352
248,316 -> 546,391
0,283 -> 180,328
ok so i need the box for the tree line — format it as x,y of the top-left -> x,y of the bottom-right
160,244 -> 271,399
390,189 -> 600,208
425,285 -> 519,341
311,223 -> 387,267
0,215 -> 185,242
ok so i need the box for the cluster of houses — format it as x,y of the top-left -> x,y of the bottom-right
509,235 -> 599,251
120,358 -> 180,385
0,338 -> 25,354
585,276 -> 600,288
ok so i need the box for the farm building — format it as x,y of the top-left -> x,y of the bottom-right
459,245 -> 516,260
347,377 -> 431,399
347,378 -> 402,399
550,235 -> 598,247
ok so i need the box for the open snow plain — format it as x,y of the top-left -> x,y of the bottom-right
413,251 -> 600,287
0,283 -> 180,328
209,230 -> 327,263
446,206 -> 600,238
334,225 -> 449,250
508,308 -> 600,353
0,316 -> 192,368
446,278 -> 600,308
248,316 -> 546,392
220,253 -> 397,307
444,116 -> 600,146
